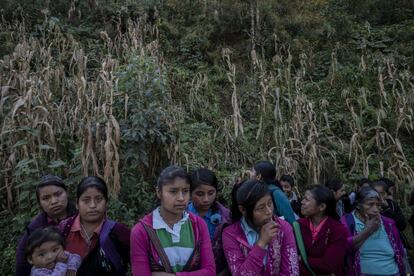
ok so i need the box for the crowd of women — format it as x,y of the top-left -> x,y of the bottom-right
14,161 -> 414,276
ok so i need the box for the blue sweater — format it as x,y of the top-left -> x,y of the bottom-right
268,184 -> 296,224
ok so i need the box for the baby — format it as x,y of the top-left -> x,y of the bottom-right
26,226 -> 81,276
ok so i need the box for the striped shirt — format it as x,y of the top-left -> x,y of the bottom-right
153,208 -> 195,272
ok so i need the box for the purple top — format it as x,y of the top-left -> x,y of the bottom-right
30,252 -> 81,276
222,216 -> 299,276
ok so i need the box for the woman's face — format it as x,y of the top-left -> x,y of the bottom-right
251,194 -> 274,228
191,184 -> 217,213
157,178 -> 190,216
359,198 -> 381,219
38,185 -> 68,220
77,187 -> 107,224
301,190 -> 324,217
334,185 -> 346,201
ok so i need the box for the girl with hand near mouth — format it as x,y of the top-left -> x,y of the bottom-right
223,180 -> 299,276
130,166 -> 215,276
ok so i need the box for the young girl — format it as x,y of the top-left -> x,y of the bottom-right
223,180 -> 299,276
187,168 -> 231,274
298,185 -> 348,276
26,226 -> 81,276
130,165 -> 215,275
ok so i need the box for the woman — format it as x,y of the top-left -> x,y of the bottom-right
298,185 -> 348,276
325,178 -> 347,217
252,161 -> 296,223
130,166 -> 215,275
341,187 -> 404,276
187,168 -> 231,275
15,175 -> 76,276
280,174 -> 301,218
223,180 -> 299,276
59,176 -> 130,275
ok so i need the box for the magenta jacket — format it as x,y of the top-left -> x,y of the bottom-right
130,212 -> 215,276
298,217 -> 348,276
340,214 -> 405,276
222,216 -> 299,276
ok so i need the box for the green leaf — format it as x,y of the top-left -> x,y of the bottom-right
48,160 -> 66,168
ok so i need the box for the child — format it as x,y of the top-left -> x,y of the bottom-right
280,174 -> 301,218
223,180 -> 299,276
26,226 -> 81,276
130,165 -> 215,275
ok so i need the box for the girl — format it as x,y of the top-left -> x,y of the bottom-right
59,176 -> 130,276
341,186 -> 404,276
223,180 -> 299,276
130,165 -> 215,276
325,178 -> 347,217
26,226 -> 81,276
280,174 -> 301,218
16,175 -> 77,276
298,185 -> 348,276
187,168 -> 231,274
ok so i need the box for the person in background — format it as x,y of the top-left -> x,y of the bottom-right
325,178 -> 347,217
341,187 -> 405,276
349,178 -> 372,207
130,166 -> 215,276
280,174 -> 301,218
298,185 -> 348,276
251,161 -> 296,223
25,226 -> 81,276
379,177 -> 396,200
16,175 -> 77,276
223,180 -> 298,276
59,176 -> 130,276
187,168 -> 231,275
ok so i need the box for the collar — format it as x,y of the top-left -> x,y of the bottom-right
71,214 -> 104,235
240,217 -> 258,236
153,207 -> 189,231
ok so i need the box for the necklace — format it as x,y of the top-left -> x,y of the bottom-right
80,223 -> 93,250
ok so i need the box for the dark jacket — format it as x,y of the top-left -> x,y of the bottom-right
298,217 -> 348,276
59,215 -> 130,276
15,204 -> 77,276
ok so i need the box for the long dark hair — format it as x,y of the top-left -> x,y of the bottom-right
231,180 -> 270,227
308,185 -> 339,220
191,168 -> 219,212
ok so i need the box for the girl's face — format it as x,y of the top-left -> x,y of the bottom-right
334,185 -> 346,201
359,198 -> 381,219
157,178 -> 190,216
280,181 -> 292,196
301,190 -> 325,217
77,187 -> 107,224
191,184 -> 217,213
29,241 -> 63,269
251,194 -> 274,228
38,185 -> 68,220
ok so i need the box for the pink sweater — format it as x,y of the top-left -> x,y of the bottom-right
222,216 -> 299,276
130,212 -> 215,276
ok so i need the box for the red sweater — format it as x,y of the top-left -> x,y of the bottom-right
298,217 -> 349,276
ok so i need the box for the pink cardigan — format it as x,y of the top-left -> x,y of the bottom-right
130,211 -> 215,276
222,216 -> 299,276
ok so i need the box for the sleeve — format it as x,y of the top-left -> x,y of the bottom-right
30,263 -> 68,276
15,231 -> 32,276
176,218 -> 216,276
274,190 -> 296,224
222,226 -> 266,276
307,224 -> 348,274
66,252 -> 81,271
279,222 -> 299,276
130,223 -> 152,276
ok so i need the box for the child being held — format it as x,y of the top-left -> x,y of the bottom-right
26,226 -> 81,276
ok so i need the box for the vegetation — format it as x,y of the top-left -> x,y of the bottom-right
0,0 -> 413,273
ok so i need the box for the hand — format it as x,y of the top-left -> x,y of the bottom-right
66,270 -> 76,276
365,215 -> 381,234
56,250 -> 68,263
257,220 -> 279,248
